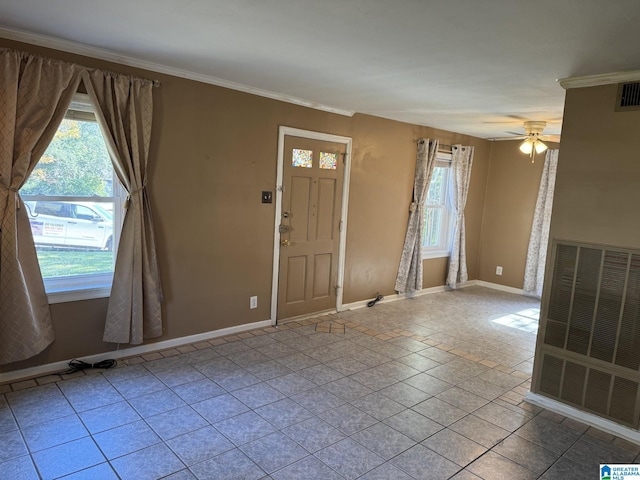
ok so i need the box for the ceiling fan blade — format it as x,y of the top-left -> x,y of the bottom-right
490,135 -> 528,141
482,114 -> 530,124
506,114 -> 529,120
540,134 -> 561,142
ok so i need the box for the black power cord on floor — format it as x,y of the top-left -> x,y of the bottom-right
367,293 -> 384,307
64,358 -> 117,374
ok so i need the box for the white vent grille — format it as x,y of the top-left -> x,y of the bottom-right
537,353 -> 639,427
534,241 -> 640,428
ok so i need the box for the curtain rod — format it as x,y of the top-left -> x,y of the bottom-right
412,138 -> 453,151
7,48 -> 163,88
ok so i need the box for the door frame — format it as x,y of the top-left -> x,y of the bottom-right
270,126 -> 353,325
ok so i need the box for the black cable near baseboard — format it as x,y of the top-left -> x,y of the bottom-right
64,358 -> 117,374
367,294 -> 384,307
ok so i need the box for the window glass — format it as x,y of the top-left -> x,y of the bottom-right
423,206 -> 443,247
422,160 -> 454,257
20,94 -> 124,298
292,149 -> 313,168
426,167 -> 446,205
319,152 -> 338,170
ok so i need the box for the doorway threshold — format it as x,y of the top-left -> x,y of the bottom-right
277,308 -> 337,325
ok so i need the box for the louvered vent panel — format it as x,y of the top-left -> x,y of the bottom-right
620,82 -> 640,107
566,248 -> 602,355
609,377 -> 639,426
561,361 -> 586,405
545,244 -> 576,347
535,241 -> 640,430
584,369 -> 611,415
539,354 -> 563,397
591,251 -> 627,362
544,322 -> 569,350
616,254 -> 640,370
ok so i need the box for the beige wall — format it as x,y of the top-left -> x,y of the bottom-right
461,137 -> 491,287
1,38 -> 493,372
549,84 -> 640,248
532,83 -> 640,426
477,140 -> 559,289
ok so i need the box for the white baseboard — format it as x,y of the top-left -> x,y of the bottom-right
341,280 -> 479,311
340,279 -> 528,313
475,280 -> 525,296
0,319 -> 272,385
340,294 -> 399,311
525,392 -> 640,445
1,280 -> 527,384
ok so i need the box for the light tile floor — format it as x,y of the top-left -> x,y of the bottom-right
1,286 -> 639,479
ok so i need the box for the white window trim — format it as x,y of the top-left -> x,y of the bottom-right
422,152 -> 454,259
23,93 -> 126,303
46,280 -> 112,304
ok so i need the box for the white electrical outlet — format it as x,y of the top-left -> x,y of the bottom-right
250,296 -> 258,309
496,266 -> 503,275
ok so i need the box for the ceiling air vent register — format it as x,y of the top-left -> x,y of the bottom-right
532,241 -> 640,428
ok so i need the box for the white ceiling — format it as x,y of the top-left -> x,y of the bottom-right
1,0 -> 640,139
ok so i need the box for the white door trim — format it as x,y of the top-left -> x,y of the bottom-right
270,126 -> 353,325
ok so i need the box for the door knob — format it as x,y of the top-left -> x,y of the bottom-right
281,239 -> 290,247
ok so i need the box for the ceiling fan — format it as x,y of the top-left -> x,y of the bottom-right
490,121 -> 558,163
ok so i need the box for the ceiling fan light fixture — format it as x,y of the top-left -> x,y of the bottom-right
519,139 -> 533,154
514,121 -> 549,163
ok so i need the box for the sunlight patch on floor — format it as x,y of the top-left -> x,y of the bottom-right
492,308 -> 540,333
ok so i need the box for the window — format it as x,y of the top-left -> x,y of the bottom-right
20,93 -> 125,303
422,154 -> 454,258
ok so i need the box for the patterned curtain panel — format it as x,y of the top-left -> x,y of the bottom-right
523,149 -> 559,297
0,49 -> 81,364
83,71 -> 163,344
395,139 -> 439,293
446,145 -> 474,288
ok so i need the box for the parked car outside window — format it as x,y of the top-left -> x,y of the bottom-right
24,201 -> 113,251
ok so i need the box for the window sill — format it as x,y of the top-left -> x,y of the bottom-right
46,285 -> 111,304
422,250 -> 450,260
44,273 -> 113,304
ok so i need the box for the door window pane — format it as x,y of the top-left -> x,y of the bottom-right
292,149 -> 313,168
319,152 -> 338,170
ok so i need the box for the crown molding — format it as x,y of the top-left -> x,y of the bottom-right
0,26 -> 355,117
558,70 -> 640,90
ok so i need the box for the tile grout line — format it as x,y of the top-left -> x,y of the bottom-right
1,289 -> 638,479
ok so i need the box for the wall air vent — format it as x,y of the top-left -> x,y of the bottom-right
616,82 -> 640,111
533,240 -> 640,429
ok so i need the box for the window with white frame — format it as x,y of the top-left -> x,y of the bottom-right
422,154 -> 454,258
20,93 -> 125,302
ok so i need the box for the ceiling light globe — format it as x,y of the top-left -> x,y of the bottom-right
519,139 -> 533,154
535,140 -> 548,154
